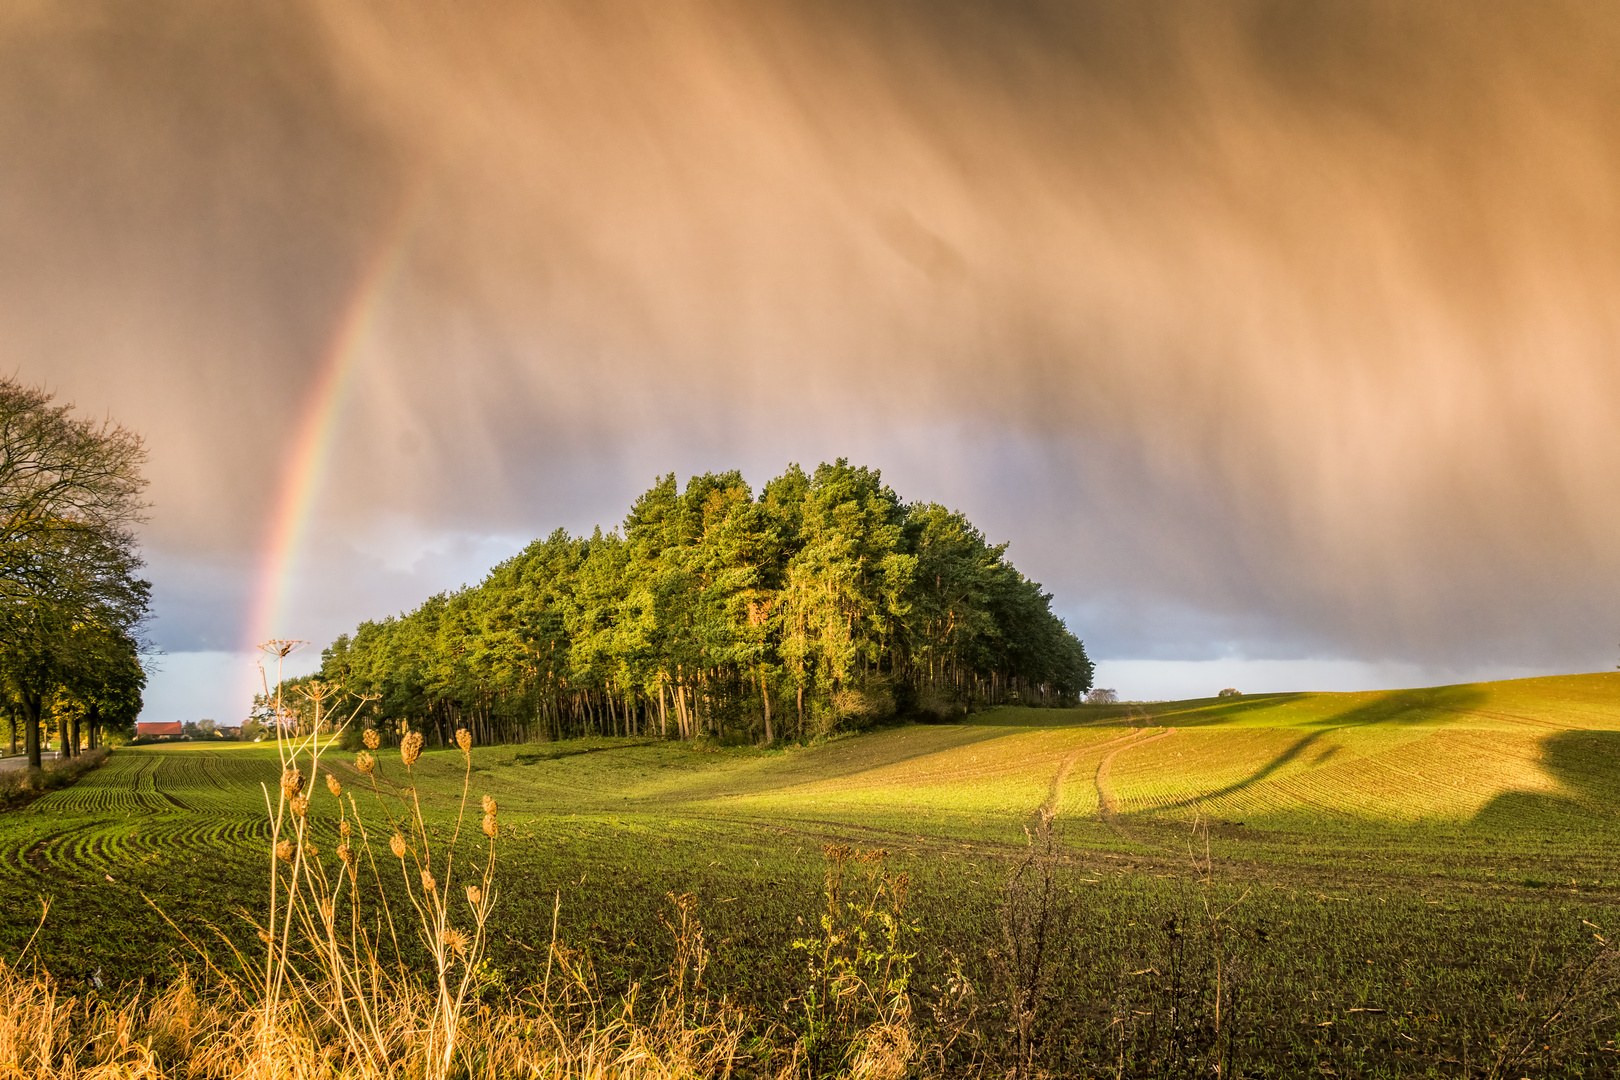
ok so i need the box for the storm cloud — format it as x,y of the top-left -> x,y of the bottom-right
7,0 -> 1620,707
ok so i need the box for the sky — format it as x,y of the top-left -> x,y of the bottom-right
6,0 -> 1620,717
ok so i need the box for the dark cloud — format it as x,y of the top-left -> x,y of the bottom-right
8,0 -> 1620,677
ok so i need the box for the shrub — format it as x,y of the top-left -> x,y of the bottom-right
915,685 -> 963,721
837,683 -> 896,722
0,748 -> 109,809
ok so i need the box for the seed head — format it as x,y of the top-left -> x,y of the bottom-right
421,869 -> 437,892
306,843 -> 319,859
280,767 -> 304,801
325,774 -> 342,798
355,751 -> 375,775
466,885 -> 483,908
441,927 -> 469,956
337,842 -> 354,867
456,728 -> 472,754
400,732 -> 423,767
339,819 -> 351,838
390,833 -> 407,859
481,795 -> 498,817
362,729 -> 380,750
275,840 -> 293,862
290,795 -> 308,819
482,814 -> 498,839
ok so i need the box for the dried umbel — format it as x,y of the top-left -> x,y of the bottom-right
355,751 -> 376,775
337,842 -> 354,868
275,840 -> 294,863
440,926 -> 473,958
456,728 -> 472,753
280,767 -> 304,801
400,732 -> 423,767
325,773 -> 342,798
482,794 -> 499,838
290,796 -> 309,819
441,927 -> 470,956
306,843 -> 319,859
420,869 -> 437,892
465,885 -> 483,908
390,833 -> 407,860
339,819 -> 351,839
362,729 -> 380,750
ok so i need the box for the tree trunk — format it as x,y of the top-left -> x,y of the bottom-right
674,681 -> 690,740
22,693 -> 42,768
759,669 -> 774,745
70,711 -> 81,758
658,679 -> 668,738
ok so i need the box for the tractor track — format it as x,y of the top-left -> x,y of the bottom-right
1095,727 -> 1177,823
1038,728 -> 1153,820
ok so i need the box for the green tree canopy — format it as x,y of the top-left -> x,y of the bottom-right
322,460 -> 1092,748
0,379 -> 150,766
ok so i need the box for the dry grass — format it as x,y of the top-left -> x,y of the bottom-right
0,652 -> 921,1078
0,945 -> 756,1079
0,866 -> 911,1080
0,694 -> 767,1078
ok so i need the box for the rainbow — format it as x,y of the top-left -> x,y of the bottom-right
242,195 -> 422,694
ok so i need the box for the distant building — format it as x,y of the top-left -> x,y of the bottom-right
135,721 -> 184,740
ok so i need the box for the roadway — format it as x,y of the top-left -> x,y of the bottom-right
0,751 -> 64,772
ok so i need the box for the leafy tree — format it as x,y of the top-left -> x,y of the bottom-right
319,460 -> 1092,749
0,379 -> 145,603
0,380 -> 149,766
58,622 -> 145,752
1,525 -> 149,765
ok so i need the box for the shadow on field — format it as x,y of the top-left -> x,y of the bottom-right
1471,728 -> 1620,830
644,724 -> 1016,801
1308,683 -> 1490,728
1108,693 -> 1310,726
1150,684 -> 1489,814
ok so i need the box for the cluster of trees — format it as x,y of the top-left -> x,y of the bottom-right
318,461 -> 1092,748
0,379 -> 149,767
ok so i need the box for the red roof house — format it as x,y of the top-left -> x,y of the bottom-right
135,721 -> 184,739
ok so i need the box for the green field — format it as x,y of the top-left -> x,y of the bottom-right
5,672 -> 1620,1076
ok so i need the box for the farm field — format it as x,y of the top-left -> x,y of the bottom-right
4,671 -> 1620,1076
